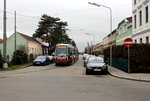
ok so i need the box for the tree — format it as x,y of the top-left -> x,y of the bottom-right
71,40 -> 77,47
33,14 -> 71,54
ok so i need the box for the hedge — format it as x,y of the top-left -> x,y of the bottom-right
104,44 -> 150,73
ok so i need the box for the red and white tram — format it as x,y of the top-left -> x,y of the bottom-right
55,44 -> 78,66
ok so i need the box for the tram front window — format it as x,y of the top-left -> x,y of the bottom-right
56,48 -> 67,56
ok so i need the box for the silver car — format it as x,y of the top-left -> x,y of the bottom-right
86,57 -> 108,75
84,55 -> 95,67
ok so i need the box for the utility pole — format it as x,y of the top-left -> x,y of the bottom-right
3,0 -> 8,68
3,0 -> 7,63
14,11 -> 17,51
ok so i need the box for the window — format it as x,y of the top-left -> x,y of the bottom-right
145,6 -> 149,23
140,38 -> 142,43
139,11 -> 142,26
135,39 -> 137,43
134,15 -> 137,28
146,36 -> 149,43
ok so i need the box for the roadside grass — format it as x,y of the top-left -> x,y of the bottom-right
0,62 -> 32,71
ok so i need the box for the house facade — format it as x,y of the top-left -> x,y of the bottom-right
103,36 -> 109,49
93,42 -> 104,55
116,17 -> 132,45
0,32 -> 42,61
132,0 -> 150,43
109,29 -> 117,46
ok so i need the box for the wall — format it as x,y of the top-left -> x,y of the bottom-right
28,41 -> 42,57
0,33 -> 27,61
116,21 -> 132,45
132,0 -> 150,43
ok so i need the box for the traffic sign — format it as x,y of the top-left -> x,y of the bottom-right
124,38 -> 133,47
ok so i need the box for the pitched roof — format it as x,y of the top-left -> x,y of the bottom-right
18,32 -> 39,43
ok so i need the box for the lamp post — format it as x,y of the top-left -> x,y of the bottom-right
3,0 -> 7,64
85,33 -> 95,55
88,2 -> 112,66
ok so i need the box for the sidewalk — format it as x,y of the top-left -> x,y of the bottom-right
108,66 -> 150,82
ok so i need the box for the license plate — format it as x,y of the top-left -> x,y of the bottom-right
36,62 -> 40,64
94,69 -> 101,71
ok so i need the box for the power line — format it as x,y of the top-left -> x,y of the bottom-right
0,9 -> 40,20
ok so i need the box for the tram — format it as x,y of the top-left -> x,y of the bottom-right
55,43 -> 78,66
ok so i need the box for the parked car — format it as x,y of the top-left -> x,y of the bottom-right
84,55 -> 95,67
48,56 -> 55,63
83,54 -> 89,60
85,57 -> 108,75
33,56 -> 50,66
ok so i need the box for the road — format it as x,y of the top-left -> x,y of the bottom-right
0,55 -> 150,101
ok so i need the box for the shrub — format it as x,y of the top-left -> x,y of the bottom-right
104,44 -> 150,73
11,50 -> 28,65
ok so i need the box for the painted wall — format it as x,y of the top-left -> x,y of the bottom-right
132,0 -> 150,43
103,36 -> 109,49
28,41 -> 42,57
116,21 -> 133,45
0,33 -> 27,61
0,33 -> 42,61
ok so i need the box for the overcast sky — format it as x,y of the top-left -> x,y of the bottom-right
0,0 -> 132,52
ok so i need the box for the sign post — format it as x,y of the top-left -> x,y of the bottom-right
124,38 -> 133,73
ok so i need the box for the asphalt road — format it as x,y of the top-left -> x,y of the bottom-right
0,56 -> 150,101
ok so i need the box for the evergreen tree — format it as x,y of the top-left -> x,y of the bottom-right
33,14 -> 71,54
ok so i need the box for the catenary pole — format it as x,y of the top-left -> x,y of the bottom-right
3,0 -> 7,63
14,11 -> 17,51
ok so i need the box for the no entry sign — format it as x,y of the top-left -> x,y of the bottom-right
124,38 -> 133,47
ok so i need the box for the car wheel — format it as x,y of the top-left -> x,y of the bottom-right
43,62 -> 46,66
103,68 -> 108,74
86,68 -> 90,75
55,63 -> 58,66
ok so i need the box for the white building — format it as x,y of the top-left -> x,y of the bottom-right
132,0 -> 150,43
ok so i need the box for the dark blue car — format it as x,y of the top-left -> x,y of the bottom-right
33,56 -> 50,66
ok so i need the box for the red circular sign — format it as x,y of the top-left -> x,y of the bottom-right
124,38 -> 133,47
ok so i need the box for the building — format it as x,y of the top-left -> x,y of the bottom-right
0,32 -> 42,61
35,38 -> 49,55
132,0 -> 150,43
93,42 -> 104,55
116,17 -> 132,45
103,36 -> 109,49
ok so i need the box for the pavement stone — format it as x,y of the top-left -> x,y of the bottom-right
108,66 -> 150,82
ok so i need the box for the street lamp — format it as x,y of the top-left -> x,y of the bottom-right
88,2 -> 112,66
85,33 -> 95,55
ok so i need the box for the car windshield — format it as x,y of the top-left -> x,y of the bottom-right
88,57 -> 104,63
48,56 -> 53,59
36,56 -> 46,59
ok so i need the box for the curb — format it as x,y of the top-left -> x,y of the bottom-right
20,64 -> 32,69
108,71 -> 150,82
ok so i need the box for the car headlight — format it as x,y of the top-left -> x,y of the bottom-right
102,64 -> 107,69
87,65 -> 92,69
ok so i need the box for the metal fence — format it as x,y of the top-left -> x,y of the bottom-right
112,58 -> 128,72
